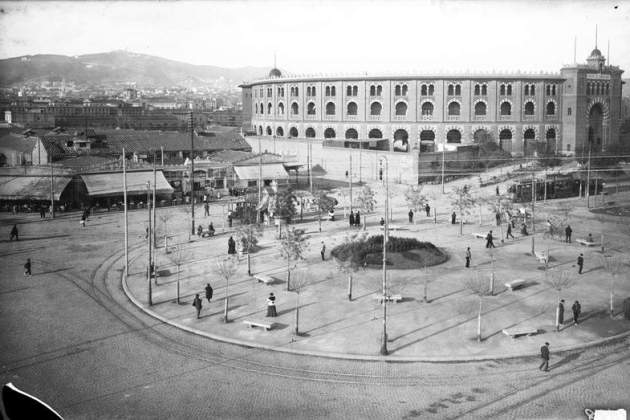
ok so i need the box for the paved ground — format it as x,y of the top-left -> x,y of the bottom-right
1,167 -> 629,418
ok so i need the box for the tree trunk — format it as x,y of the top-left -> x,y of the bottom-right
555,293 -> 560,331
477,297 -> 482,342
459,218 -> 464,236
610,276 -> 615,318
318,212 -> 321,232
286,257 -> 291,291
490,268 -> 494,296
247,250 -> 251,276
423,275 -> 428,302
363,215 -> 367,230
176,266 -> 180,304
295,293 -> 300,335
223,278 -> 229,323
347,274 -> 353,301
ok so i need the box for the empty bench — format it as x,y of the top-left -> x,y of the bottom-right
243,320 -> 273,330
254,274 -> 274,285
380,225 -> 402,231
576,239 -> 598,247
534,251 -> 549,264
373,294 -> 403,303
504,279 -> 526,291
472,232 -> 486,239
502,327 -> 538,338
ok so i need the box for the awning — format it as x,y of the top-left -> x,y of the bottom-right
80,170 -> 174,197
0,176 -> 72,200
233,164 -> 289,181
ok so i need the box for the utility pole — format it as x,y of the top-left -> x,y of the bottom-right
152,152 -> 157,251
441,146 -> 446,194
349,154 -> 353,215
586,140 -> 592,208
308,139 -> 313,193
189,111 -> 195,236
258,136 -> 262,223
160,146 -> 164,166
123,147 -> 128,279
147,181 -> 153,306
531,172 -> 536,234
49,156 -> 55,219
380,156 -> 389,356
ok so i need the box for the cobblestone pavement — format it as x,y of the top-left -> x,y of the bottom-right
1,178 -> 629,418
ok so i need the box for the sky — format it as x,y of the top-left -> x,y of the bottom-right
1,0 -> 629,75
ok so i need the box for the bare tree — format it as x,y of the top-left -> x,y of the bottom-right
601,255 -> 625,318
487,248 -> 496,296
449,184 -> 477,235
464,270 -> 492,342
355,185 -> 377,230
312,188 -> 336,232
181,205 -> 193,242
484,193 -> 514,241
404,185 -> 427,224
291,267 -> 310,335
168,245 -> 185,304
159,210 -> 174,251
236,223 -> 263,276
278,227 -> 309,291
216,255 -> 240,323
547,268 -> 572,331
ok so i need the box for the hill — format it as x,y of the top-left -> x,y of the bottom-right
0,50 -> 268,88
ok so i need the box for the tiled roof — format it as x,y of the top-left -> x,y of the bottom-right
209,150 -> 255,163
0,133 -> 36,153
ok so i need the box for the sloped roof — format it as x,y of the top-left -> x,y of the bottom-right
80,170 -> 173,197
236,153 -> 286,165
0,175 -> 72,200
209,150 -> 255,163
0,133 -> 36,153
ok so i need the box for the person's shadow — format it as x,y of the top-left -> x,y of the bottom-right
550,352 -> 580,371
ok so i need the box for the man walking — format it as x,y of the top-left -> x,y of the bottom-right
9,224 -> 18,241
425,203 -> 431,217
204,202 -> 210,217
408,209 -> 414,224
465,247 -> 471,268
557,299 -> 565,330
506,222 -> 515,239
205,283 -> 213,303
355,211 -> 361,228
320,241 -> 326,261
192,294 -> 202,319
539,342 -> 550,372
565,225 -> 572,243
24,258 -> 32,277
451,211 -> 457,225
227,236 -> 236,255
349,211 -> 355,228
485,230 -> 495,248
577,253 -> 584,274
572,300 -> 581,325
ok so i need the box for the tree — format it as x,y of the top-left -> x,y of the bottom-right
181,205 -> 193,242
449,184 -> 477,235
169,245 -> 184,304
278,227 -> 309,291
216,255 -> 240,323
236,223 -> 263,276
465,270 -> 493,342
291,267 -> 310,335
547,268 -> 572,331
274,188 -> 298,225
483,193 -> 514,241
158,210 -> 174,251
601,255 -> 625,318
404,185 -> 427,224
333,232 -> 368,301
355,185 -> 376,230
313,188 -> 336,232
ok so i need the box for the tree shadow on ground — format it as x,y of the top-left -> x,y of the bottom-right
36,267 -> 73,276
0,234 -> 70,243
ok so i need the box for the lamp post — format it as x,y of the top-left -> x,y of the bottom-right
123,147 -> 128,279
147,181 -> 153,306
379,156 -> 389,356
586,139 -> 592,208
189,111 -> 195,236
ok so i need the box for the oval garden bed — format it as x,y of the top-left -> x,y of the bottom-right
330,235 -> 448,269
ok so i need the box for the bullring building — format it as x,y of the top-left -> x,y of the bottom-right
240,49 -> 624,184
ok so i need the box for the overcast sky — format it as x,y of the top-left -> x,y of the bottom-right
1,0 -> 629,75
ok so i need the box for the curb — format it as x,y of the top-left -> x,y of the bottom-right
119,243 -> 630,363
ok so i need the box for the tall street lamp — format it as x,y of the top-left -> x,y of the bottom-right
379,156 -> 389,356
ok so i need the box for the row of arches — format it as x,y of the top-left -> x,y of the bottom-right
586,82 -> 610,96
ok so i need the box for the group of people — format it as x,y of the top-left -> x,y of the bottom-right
348,211 -> 361,228
197,222 -> 215,238
192,283 -> 215,319
192,285 -> 278,319
408,203 -> 432,224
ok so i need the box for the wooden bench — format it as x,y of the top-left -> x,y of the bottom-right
504,279 -> 526,291
472,232 -> 486,239
576,239 -> 598,247
254,274 -> 274,285
201,230 -> 215,238
380,225 -> 402,231
502,327 -> 538,338
534,251 -> 549,264
243,320 -> 273,330
373,294 -> 403,303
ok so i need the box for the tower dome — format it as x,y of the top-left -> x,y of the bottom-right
268,68 -> 282,78
589,48 -> 602,58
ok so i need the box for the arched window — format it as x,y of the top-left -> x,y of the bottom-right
324,128 -> 336,139
305,127 -> 316,138
267,103 -> 272,114
499,129 -> 512,152
568,107 -> 572,116
420,130 -> 435,141
258,126 -> 263,135
395,85 -> 401,96
266,126 -> 272,135
376,85 -> 382,95
530,85 -> 535,95
395,101 -> 407,116
325,86 -> 331,96
254,103 -> 258,114
546,128 -> 556,140
370,102 -> 382,116
346,86 -> 352,96
500,85 -> 505,95
370,85 -> 376,96
524,101 -> 535,115
474,84 -> 480,95
499,129 -> 512,140
368,128 -> 383,138
448,101 -> 460,116
596,83 -> 600,95
402,84 -> 408,96
507,84 -> 512,95
295,87 -> 299,96
291,102 -> 299,115
331,86 -> 336,96
500,101 -> 511,116
524,85 -> 530,96
259,103 -> 264,115
448,84 -> 454,95
307,87 -> 311,96
546,85 -> 551,96
326,102 -> 335,115
307,102 -> 316,115
606,84 -> 609,95
421,102 -> 434,116
474,102 -> 487,116
345,128 -> 358,139
312,86 -> 316,96
278,103 -> 285,115
352,86 -> 358,96
276,127 -> 284,137
481,85 -> 487,95
393,129 -> 408,151
455,85 -> 461,95
347,101 -> 358,115
546,102 -> 555,115
552,85 -> 556,95
289,127 -> 298,137
446,129 -> 462,143
421,85 -> 427,96
524,128 -> 536,139
428,84 -> 434,95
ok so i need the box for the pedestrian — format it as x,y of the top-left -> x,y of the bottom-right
408,209 -> 414,224
485,230 -> 495,248
266,293 -> 277,317
228,213 -> 233,228
380,217 -> 385,226
145,227 -> 149,239
205,283 -> 213,303
496,185 -> 500,196
9,224 -> 18,241
208,222 -> 215,236
197,225 -> 203,237
495,212 -> 501,227
39,207 -> 45,218
451,211 -> 457,225
349,211 -> 355,228
565,225 -> 572,243
320,241 -> 326,261
80,214 -> 86,228
587,233 -> 594,243
539,342 -> 550,372
192,294 -> 202,319
572,300 -> 581,325
577,253 -> 584,274
557,299 -> 565,330
465,247 -> 471,268
24,258 -> 32,277
228,236 -> 236,255
425,203 -> 430,217
506,223 -> 514,239
204,202 -> 210,217
355,211 -> 361,228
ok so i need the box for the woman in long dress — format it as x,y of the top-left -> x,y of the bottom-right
266,293 -> 277,317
